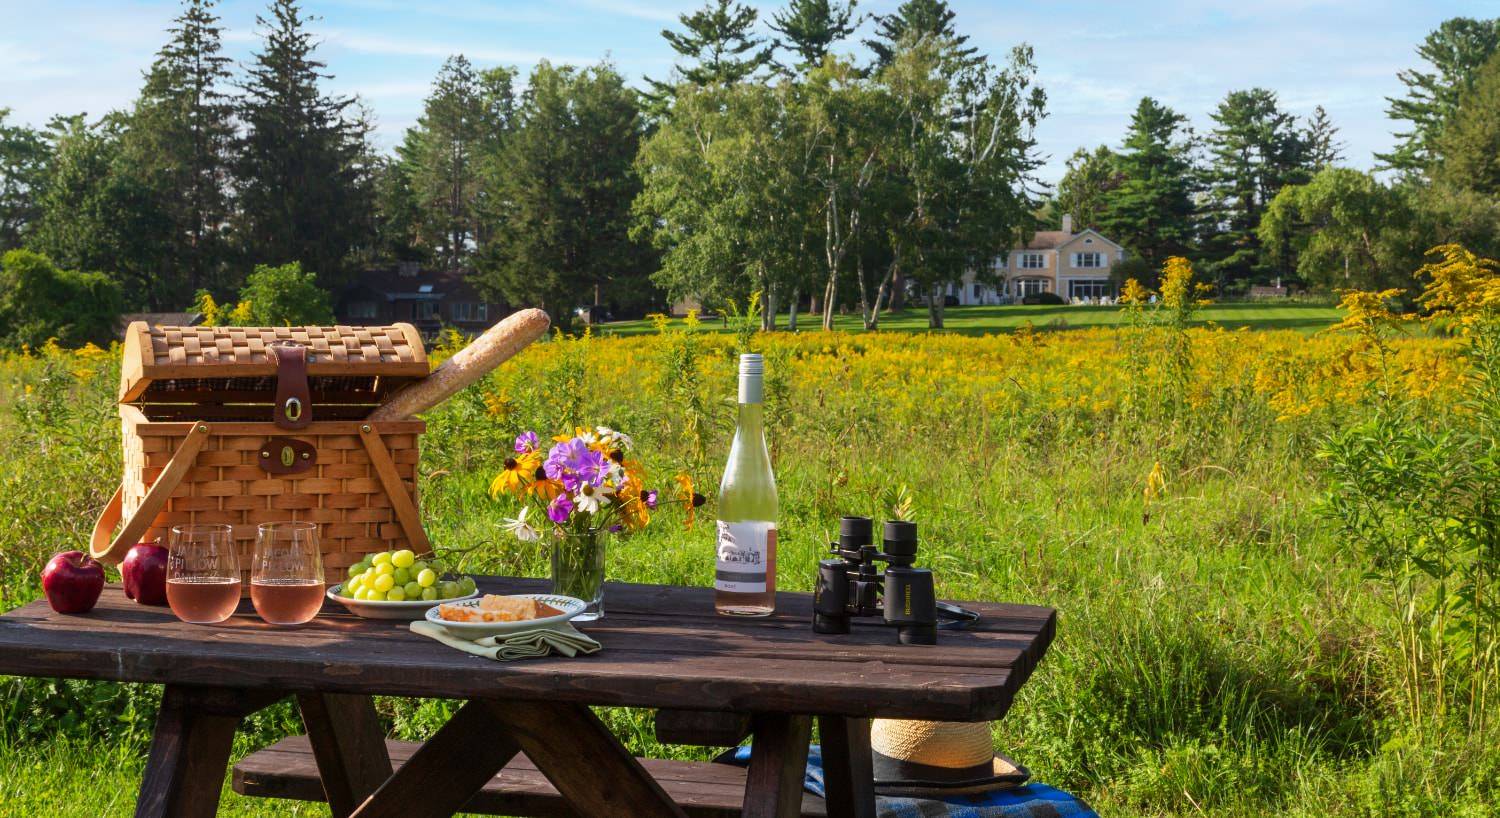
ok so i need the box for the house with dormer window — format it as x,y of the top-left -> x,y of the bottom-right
335,262 -> 509,340
946,215 -> 1127,305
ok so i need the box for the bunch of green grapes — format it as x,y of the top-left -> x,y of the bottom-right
340,549 -> 477,602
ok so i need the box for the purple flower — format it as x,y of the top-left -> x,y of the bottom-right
514,431 -> 539,453
547,494 -> 574,524
608,524 -> 624,533
643,489 -> 658,510
545,438 -> 608,491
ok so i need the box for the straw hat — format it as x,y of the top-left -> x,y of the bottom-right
869,719 -> 1030,797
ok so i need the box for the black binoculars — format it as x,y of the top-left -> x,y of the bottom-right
812,516 -> 938,645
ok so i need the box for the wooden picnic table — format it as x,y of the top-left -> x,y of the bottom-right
0,576 -> 1055,818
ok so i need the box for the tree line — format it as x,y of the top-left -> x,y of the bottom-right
1055,17 -> 1500,295
0,0 -> 1498,342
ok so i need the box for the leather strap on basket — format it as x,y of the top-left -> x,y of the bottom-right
358,423 -> 432,553
90,422 -> 212,565
271,343 -> 312,430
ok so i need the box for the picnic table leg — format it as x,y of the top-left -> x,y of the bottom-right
349,699 -> 521,818
297,693 -> 393,818
135,685 -> 286,818
817,715 -> 876,818
743,713 -> 812,818
485,699 -> 687,818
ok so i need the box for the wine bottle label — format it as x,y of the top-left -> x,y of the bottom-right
715,520 -> 774,593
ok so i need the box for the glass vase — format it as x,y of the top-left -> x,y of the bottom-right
551,528 -> 607,621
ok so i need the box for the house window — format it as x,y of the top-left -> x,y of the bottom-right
1020,253 -> 1046,269
347,301 -> 377,320
451,302 -> 488,323
972,284 -> 982,298
413,301 -> 438,321
1015,278 -> 1049,297
1072,252 -> 1104,268
1069,279 -> 1112,300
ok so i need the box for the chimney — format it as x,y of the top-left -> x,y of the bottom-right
1061,213 -> 1074,235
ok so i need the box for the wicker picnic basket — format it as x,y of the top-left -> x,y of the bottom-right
89,322 -> 434,585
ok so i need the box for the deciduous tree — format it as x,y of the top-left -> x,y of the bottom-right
28,114 -> 171,308
0,249 -> 122,348
0,110 -> 49,252
1258,167 -> 1423,291
1055,145 -> 1121,232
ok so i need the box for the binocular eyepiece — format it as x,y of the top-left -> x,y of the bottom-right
813,516 -> 937,645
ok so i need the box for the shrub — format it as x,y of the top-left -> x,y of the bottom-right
0,250 -> 122,348
1023,291 -> 1065,305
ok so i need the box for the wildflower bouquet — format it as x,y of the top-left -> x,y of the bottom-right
490,426 -> 658,619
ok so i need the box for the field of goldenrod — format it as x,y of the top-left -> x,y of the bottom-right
0,299 -> 1491,816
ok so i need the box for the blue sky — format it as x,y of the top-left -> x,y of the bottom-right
2,0 -> 1497,184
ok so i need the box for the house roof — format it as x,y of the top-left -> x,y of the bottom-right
344,266 -> 491,303
1022,231 -> 1073,250
119,312 -> 203,330
1019,228 -> 1123,252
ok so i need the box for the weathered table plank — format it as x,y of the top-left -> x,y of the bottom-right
0,577 -> 1054,722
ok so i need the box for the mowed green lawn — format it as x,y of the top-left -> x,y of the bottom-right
597,301 -> 1343,336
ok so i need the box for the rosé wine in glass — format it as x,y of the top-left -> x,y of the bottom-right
166,524 -> 240,625
167,576 -> 241,624
251,522 -> 325,625
250,578 -> 325,625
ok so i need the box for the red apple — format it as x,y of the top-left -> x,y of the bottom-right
41,551 -> 105,614
121,542 -> 169,606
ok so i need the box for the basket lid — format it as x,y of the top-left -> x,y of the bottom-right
118,322 -> 430,417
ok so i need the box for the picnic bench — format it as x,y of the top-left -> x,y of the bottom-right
0,576 -> 1055,817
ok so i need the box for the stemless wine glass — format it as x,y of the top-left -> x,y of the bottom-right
251,522 -> 326,625
166,524 -> 241,624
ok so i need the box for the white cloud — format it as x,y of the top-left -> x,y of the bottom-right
321,28 -> 597,66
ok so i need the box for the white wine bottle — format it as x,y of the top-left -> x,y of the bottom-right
715,353 -> 778,616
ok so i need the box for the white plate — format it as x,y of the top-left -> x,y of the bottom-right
424,593 -> 586,638
327,583 -> 480,620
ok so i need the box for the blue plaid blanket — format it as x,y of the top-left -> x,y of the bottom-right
719,746 -> 1098,818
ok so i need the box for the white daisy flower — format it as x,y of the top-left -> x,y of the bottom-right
596,425 -> 634,451
501,506 -> 540,542
573,481 -> 616,514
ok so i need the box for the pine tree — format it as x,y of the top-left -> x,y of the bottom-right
478,63 -> 651,327
1099,97 -> 1196,269
1379,16 -> 1500,174
1201,88 -> 1309,281
404,56 -> 514,269
1303,105 -> 1343,169
769,0 -> 859,74
125,0 -> 236,297
649,0 -> 772,96
1436,50 -> 1500,195
865,0 -> 978,69
235,0 -> 371,287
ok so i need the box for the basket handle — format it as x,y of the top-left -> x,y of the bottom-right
90,422 -> 213,565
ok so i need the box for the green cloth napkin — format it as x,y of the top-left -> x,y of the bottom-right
410,619 -> 601,660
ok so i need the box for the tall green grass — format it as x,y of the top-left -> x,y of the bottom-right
0,322 -> 1492,817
